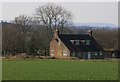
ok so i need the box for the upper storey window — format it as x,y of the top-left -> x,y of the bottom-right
70,40 -> 79,45
70,40 -> 91,45
75,40 -> 79,45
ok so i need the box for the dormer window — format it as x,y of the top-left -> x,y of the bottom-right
70,40 -> 80,45
86,40 -> 91,45
70,40 -> 74,43
81,40 -> 85,43
75,40 -> 79,45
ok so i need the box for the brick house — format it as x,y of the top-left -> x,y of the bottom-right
50,29 -> 104,59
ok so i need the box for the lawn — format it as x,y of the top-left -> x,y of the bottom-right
2,59 -> 118,80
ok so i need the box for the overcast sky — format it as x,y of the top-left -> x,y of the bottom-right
2,2 -> 118,25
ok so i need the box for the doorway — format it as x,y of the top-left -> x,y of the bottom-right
88,52 -> 91,59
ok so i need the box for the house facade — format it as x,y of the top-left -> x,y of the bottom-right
50,29 -> 104,59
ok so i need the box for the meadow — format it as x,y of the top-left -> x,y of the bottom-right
2,59 -> 118,80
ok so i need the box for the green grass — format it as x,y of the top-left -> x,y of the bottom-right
2,59 -> 118,80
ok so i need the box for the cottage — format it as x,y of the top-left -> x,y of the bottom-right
50,29 -> 104,59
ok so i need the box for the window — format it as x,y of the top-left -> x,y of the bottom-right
79,41 -> 82,44
63,50 -> 67,56
70,40 -> 80,45
70,40 -> 75,44
78,52 -> 81,55
94,52 -> 98,55
63,54 -> 67,56
88,52 -> 91,59
51,50 -> 54,56
81,40 -> 85,43
112,53 -> 115,58
75,40 -> 79,45
86,40 -> 91,45
99,52 -> 102,55
73,41 -> 76,44
70,40 -> 74,43
71,52 -> 75,56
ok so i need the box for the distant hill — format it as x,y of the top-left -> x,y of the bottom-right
0,20 -> 118,28
73,22 -> 118,28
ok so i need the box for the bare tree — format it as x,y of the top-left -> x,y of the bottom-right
34,3 -> 72,39
15,15 -> 33,35
93,27 -> 118,49
14,15 -> 33,53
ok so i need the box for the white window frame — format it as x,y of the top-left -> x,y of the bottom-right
86,40 -> 90,45
70,40 -> 74,44
99,52 -> 103,55
75,40 -> 79,45
94,52 -> 98,55
51,50 -> 54,56
88,52 -> 91,59
63,50 -> 67,56
70,40 -> 80,45
81,40 -> 85,43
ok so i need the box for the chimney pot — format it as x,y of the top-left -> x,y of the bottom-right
54,29 -> 59,38
87,30 -> 92,36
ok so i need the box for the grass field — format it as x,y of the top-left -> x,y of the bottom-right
2,59 -> 118,80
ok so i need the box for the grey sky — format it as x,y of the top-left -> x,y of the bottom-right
2,2 -> 118,25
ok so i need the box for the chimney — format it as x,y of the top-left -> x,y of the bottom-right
54,29 -> 59,38
87,30 -> 92,36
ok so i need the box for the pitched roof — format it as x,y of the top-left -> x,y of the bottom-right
58,34 -> 103,52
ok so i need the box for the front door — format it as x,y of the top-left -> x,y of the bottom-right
88,52 -> 91,59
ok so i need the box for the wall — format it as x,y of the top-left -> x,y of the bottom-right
50,37 -> 70,58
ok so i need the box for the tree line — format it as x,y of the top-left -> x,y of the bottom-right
2,3 -> 118,56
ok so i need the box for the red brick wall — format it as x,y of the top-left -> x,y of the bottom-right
50,37 -> 70,58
